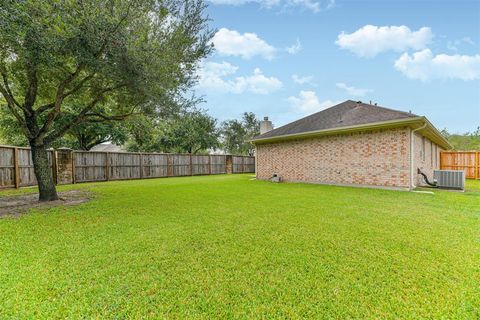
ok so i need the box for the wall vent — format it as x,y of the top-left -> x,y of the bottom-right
433,170 -> 465,190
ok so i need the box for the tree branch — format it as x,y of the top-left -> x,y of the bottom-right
0,83 -> 33,139
34,102 -> 55,115
84,110 -> 140,122
63,73 -> 96,99
0,80 -> 19,113
0,70 -> 21,109
35,72 -> 96,115
86,138 -> 109,151
44,96 -> 103,145
36,6 -> 132,132
43,84 -> 127,144
23,60 -> 38,113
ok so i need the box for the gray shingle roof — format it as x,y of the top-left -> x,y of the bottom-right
253,100 -> 418,140
90,143 -> 125,152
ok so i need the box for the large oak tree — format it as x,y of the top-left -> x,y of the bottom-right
0,0 -> 213,201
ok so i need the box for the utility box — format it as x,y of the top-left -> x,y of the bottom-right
433,170 -> 465,190
271,174 -> 281,183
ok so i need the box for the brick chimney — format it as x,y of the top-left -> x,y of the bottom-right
260,116 -> 273,134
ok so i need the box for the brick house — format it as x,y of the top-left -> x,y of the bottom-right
251,100 -> 451,190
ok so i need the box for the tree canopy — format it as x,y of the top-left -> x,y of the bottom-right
0,105 -> 129,150
441,127 -> 480,150
126,110 -> 219,154
0,0 -> 213,200
220,112 -> 260,155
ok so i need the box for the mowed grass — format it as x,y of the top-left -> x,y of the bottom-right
0,175 -> 479,319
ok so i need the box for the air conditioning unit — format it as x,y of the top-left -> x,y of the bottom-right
433,170 -> 465,190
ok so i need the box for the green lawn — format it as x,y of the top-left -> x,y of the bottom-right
1,175 -> 479,319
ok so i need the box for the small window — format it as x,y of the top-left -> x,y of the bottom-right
435,145 -> 438,168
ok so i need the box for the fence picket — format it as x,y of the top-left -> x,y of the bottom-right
440,151 -> 479,179
0,144 -> 255,189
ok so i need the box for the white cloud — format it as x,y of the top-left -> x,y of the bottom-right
287,0 -> 321,13
287,91 -> 338,113
462,37 -> 475,46
286,39 -> 301,55
198,61 -> 282,94
326,0 -> 335,9
211,28 -> 276,60
394,49 -> 480,81
336,25 -> 433,57
447,37 -> 475,51
235,68 -> 283,94
207,0 -> 332,12
292,74 -> 314,85
197,61 -> 239,92
336,82 -> 372,97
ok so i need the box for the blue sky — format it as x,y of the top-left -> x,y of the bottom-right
196,0 -> 480,133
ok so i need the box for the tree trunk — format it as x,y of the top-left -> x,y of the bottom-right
30,143 -> 59,201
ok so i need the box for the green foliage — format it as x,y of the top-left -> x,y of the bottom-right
0,108 -> 27,146
0,0 -> 213,146
0,105 -> 128,149
0,0 -> 212,198
0,175 -> 479,318
126,110 -> 219,153
441,127 -> 480,150
69,121 -> 129,150
0,106 -> 74,147
220,112 -> 260,155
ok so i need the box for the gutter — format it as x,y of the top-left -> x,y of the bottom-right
251,117 -> 424,144
251,116 -> 452,150
410,121 -> 427,190
420,117 -> 453,149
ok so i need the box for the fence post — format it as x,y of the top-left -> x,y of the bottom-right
167,154 -> 173,177
71,150 -> 76,184
139,153 -> 143,179
51,150 -> 58,185
226,155 -> 233,174
189,154 -> 193,176
476,151 -> 479,180
13,147 -> 20,189
208,155 -> 212,175
105,152 -> 110,181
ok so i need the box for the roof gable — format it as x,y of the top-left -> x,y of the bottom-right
254,100 -> 418,140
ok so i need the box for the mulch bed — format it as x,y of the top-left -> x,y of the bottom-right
0,190 -> 91,218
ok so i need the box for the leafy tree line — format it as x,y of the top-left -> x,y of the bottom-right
0,0 -> 260,202
441,128 -> 480,150
0,0 -> 213,201
125,110 -> 260,155
0,106 -> 262,156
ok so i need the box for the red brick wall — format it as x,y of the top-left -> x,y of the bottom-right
255,127 -> 411,188
412,133 -> 443,186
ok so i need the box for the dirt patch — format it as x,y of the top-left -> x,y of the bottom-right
0,190 -> 91,218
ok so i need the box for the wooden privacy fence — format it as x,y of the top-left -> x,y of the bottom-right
440,151 -> 480,179
0,145 -> 255,189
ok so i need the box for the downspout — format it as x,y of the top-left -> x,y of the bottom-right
254,145 -> 258,179
410,122 -> 427,190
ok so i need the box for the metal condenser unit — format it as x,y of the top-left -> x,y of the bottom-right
433,170 -> 465,190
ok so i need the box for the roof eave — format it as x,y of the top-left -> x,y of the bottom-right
251,116 -> 452,149
419,117 -> 453,150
